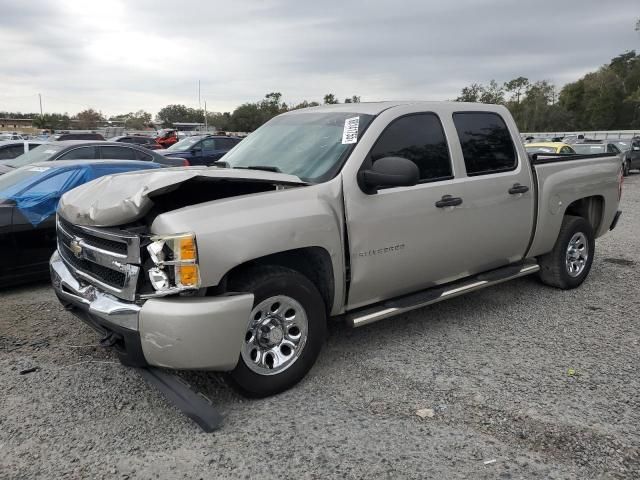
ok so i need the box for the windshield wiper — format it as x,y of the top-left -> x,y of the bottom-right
234,165 -> 282,173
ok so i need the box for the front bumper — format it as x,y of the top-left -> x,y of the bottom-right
50,251 -> 254,370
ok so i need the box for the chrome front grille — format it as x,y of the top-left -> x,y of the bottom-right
56,217 -> 141,301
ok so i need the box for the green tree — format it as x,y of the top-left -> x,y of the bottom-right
32,113 -> 71,130
504,77 -> 529,104
110,110 -> 152,130
156,104 -> 203,126
75,109 -> 103,129
479,80 -> 505,104
323,93 -> 339,104
455,83 -> 484,102
344,95 -> 361,103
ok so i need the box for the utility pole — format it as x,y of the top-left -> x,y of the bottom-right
38,93 -> 43,118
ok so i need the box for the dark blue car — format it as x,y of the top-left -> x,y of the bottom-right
157,135 -> 242,166
0,159 -> 160,286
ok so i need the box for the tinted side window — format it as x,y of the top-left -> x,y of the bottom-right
0,145 -> 24,159
100,146 -> 135,160
607,144 -> 620,154
28,143 -> 41,150
57,146 -> 97,160
217,138 -> 238,150
452,112 -> 517,176
135,149 -> 153,161
201,138 -> 216,151
369,113 -> 452,182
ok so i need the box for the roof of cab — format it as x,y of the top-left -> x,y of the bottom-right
283,101 -> 509,116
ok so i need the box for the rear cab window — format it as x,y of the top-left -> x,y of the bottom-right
368,113 -> 453,183
452,112 -> 517,176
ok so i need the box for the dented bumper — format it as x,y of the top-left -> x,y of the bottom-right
50,251 -> 254,371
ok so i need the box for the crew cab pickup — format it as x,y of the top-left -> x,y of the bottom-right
51,102 -> 623,398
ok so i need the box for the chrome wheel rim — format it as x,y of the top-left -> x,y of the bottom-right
566,232 -> 588,277
241,295 -> 308,375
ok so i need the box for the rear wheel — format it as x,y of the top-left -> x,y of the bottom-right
537,215 -> 595,289
226,265 -> 326,398
623,159 -> 630,177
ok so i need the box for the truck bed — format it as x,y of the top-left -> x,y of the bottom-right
526,152 -> 621,258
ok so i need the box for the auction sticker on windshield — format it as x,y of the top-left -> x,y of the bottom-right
342,116 -> 360,144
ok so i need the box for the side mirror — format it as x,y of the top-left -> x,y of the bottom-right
191,147 -> 202,155
358,157 -> 419,194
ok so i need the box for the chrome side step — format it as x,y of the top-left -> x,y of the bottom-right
347,261 -> 540,328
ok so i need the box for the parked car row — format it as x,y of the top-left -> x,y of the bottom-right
524,135 -> 640,177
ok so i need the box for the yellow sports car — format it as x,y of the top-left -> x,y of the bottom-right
525,142 -> 576,154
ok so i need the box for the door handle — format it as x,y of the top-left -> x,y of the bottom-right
435,195 -> 463,208
508,183 -> 529,194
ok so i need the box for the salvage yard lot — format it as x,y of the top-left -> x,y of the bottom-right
1,178 -> 639,479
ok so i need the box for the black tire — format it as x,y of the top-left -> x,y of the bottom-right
537,215 -> 595,289
225,265 -> 326,398
623,160 -> 630,177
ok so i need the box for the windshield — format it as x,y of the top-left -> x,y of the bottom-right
1,143 -> 65,168
525,146 -> 558,154
611,141 -> 629,151
573,144 -> 605,154
166,136 -> 203,152
223,111 -> 374,182
0,165 -> 48,199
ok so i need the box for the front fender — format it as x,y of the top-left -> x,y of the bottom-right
150,179 -> 346,314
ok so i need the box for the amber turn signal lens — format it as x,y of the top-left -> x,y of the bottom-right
179,237 -> 197,261
177,264 -> 200,287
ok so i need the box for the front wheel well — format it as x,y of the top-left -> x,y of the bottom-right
564,195 -> 604,234
214,247 -> 335,313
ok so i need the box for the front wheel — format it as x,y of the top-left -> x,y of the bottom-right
226,266 -> 326,398
537,215 -> 595,289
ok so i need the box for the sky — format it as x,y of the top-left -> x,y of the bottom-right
0,0 -> 638,117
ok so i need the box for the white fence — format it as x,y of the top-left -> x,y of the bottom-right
522,130 -> 640,140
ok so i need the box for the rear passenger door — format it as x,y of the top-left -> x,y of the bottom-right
449,111 -> 535,274
200,138 -> 218,164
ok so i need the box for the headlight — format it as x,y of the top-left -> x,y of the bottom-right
146,232 -> 201,292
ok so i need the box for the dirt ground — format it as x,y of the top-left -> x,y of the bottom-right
1,176 -> 639,479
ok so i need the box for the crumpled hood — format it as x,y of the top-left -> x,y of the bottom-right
58,166 -> 306,227
0,163 -> 14,175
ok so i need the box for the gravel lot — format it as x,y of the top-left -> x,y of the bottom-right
1,175 -> 639,480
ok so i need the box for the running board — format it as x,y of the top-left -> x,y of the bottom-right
136,367 -> 223,432
347,261 -> 540,328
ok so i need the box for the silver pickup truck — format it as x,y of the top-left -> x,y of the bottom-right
51,102 -> 623,397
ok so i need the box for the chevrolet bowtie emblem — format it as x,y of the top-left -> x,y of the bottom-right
69,239 -> 83,258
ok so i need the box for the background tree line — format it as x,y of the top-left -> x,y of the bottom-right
1,93 -> 359,132
155,92 -> 361,132
4,50 -> 639,134
455,50 -> 640,132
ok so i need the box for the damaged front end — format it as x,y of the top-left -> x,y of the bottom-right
51,167 -> 305,371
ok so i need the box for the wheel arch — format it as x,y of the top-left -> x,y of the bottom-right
214,246 -> 335,314
563,195 -> 605,234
